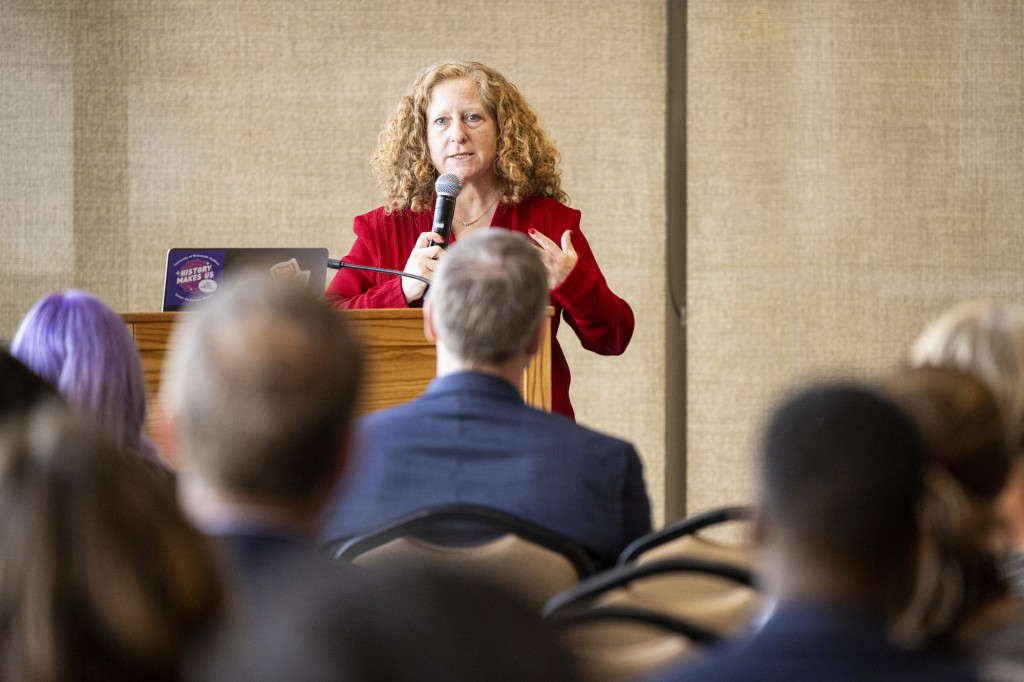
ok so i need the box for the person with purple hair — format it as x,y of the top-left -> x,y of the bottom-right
10,290 -> 164,470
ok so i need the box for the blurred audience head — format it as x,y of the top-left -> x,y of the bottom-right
760,381 -> 926,604
883,366 -> 1012,648
911,300 -> 1024,449
189,561 -> 581,682
427,228 -> 548,367
0,403 -> 225,681
162,272 -> 362,524
886,365 -> 1011,501
0,348 -> 61,420
911,300 -> 1024,562
10,290 -> 156,460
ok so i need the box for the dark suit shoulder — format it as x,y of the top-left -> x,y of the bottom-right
360,392 -> 636,459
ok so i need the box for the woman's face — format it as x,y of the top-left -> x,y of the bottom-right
426,77 -> 497,189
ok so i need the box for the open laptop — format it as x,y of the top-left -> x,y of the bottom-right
162,247 -> 329,311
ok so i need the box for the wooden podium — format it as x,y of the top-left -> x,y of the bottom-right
122,309 -> 552,464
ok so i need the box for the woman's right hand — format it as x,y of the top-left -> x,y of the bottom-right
402,232 -> 446,304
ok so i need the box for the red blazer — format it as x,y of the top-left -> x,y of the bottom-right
325,196 -> 634,419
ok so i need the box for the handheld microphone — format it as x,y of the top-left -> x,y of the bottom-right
432,173 -> 462,249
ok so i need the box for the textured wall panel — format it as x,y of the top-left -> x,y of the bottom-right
1,0 -> 668,522
0,1 -> 75,326
686,1 -> 1024,514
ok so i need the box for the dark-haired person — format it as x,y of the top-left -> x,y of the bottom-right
189,562 -> 583,682
323,230 -> 650,569
651,381 -> 984,682
0,404 -> 224,681
0,348 -> 60,420
324,60 -> 632,420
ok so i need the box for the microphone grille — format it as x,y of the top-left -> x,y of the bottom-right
435,173 -> 463,198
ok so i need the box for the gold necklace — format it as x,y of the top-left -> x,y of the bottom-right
455,195 -> 500,228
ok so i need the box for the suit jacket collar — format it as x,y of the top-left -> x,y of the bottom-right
425,371 -> 524,405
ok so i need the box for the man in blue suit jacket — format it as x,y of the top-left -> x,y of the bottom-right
650,383 -> 984,682
322,229 -> 651,568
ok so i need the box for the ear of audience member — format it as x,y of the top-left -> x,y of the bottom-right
883,366 -> 1013,650
0,348 -> 61,420
0,403 -> 225,682
10,290 -> 162,466
187,560 -> 583,682
160,270 -> 362,585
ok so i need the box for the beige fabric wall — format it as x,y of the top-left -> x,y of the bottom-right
1,1 -> 668,520
1,2 -> 74,318
687,1 -> 1024,513
8,0 -> 1024,528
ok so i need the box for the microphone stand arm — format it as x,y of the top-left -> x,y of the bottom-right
327,259 -> 431,287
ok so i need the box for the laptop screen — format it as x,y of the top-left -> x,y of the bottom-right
162,247 -> 329,311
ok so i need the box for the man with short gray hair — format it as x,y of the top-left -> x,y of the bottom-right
322,229 -> 651,567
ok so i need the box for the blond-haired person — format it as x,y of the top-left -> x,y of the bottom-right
911,301 -> 1024,572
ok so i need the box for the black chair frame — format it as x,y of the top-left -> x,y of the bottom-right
547,602 -> 721,644
617,505 -> 755,565
331,503 -> 597,579
543,556 -> 755,618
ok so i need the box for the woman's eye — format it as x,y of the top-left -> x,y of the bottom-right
467,113 -> 482,122
433,117 -> 447,126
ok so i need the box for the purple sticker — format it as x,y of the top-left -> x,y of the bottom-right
165,251 -> 224,307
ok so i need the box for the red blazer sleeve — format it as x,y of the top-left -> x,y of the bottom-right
506,198 -> 634,356
324,208 -> 430,310
552,220 -> 635,356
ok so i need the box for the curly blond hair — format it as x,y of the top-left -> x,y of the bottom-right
371,61 -> 568,212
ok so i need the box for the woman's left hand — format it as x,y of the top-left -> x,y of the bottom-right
528,228 -> 578,290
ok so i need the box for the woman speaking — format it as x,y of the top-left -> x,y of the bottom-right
325,61 -> 633,420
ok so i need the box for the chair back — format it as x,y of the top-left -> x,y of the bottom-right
548,605 -> 716,682
618,505 -> 756,569
545,557 -> 761,636
334,504 -> 596,612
